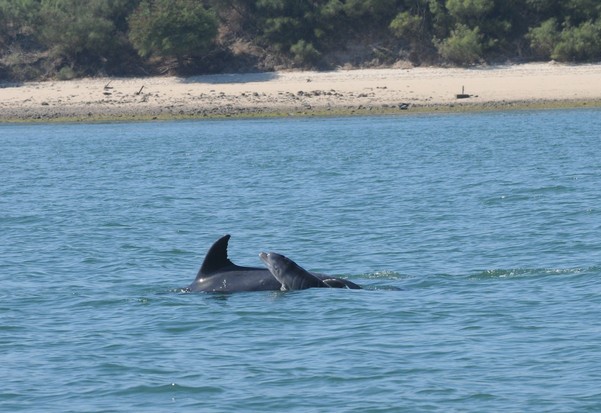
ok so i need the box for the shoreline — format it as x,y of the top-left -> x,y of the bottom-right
1,99 -> 598,124
2,63 -> 601,122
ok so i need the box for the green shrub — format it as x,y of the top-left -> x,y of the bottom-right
552,20 -> 601,61
527,18 -> 560,59
57,66 -> 76,80
436,24 -> 484,65
290,40 -> 320,65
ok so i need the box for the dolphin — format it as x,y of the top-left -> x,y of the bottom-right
186,234 -> 361,292
259,251 -> 362,291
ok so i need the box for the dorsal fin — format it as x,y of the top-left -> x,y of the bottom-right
196,234 -> 235,279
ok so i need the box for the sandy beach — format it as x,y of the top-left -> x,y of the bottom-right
1,62 -> 601,121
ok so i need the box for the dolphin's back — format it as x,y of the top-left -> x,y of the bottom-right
283,266 -> 327,290
188,235 -> 362,292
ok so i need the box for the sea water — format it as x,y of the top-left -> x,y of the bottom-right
1,110 -> 601,412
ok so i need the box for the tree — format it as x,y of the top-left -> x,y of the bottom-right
428,0 -> 452,38
254,0 -> 315,52
128,0 -> 218,63
390,11 -> 423,38
445,0 -> 494,23
0,0 -> 40,46
562,0 -> 601,24
39,0 -> 125,75
342,0 -> 397,20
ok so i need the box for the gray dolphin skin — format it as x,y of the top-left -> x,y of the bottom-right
187,234 -> 281,292
259,251 -> 328,290
187,235 -> 361,292
259,251 -> 362,291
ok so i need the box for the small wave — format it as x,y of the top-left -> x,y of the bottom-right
0,214 -> 42,224
100,221 -> 131,228
467,266 -> 599,280
364,284 -> 404,291
481,185 -> 573,205
362,270 -> 411,280
353,271 -> 409,291
115,382 -> 223,396
530,184 -> 573,194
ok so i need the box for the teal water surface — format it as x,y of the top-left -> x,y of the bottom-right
1,110 -> 601,412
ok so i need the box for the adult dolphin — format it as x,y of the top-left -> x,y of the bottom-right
259,251 -> 362,291
186,234 -> 361,292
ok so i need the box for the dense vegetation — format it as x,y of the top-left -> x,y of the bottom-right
1,0 -> 601,80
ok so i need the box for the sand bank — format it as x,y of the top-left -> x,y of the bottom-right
1,62 -> 601,122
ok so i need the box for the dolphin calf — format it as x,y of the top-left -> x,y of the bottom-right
259,251 -> 362,291
187,234 -> 361,292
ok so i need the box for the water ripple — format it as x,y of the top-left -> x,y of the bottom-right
2,111 -> 601,412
